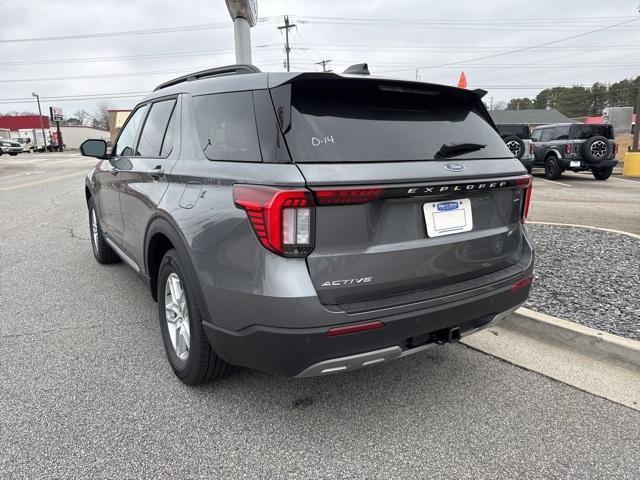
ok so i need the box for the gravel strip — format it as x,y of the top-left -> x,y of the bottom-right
525,224 -> 640,340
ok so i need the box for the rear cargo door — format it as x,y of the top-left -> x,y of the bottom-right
275,76 -> 530,307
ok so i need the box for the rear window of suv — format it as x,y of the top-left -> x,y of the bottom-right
570,124 -> 614,140
281,79 -> 512,163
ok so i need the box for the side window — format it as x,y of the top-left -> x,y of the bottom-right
531,129 -> 541,142
553,125 -> 570,140
114,106 -> 147,157
193,91 -> 261,162
540,128 -> 553,142
161,106 -> 177,157
136,99 -> 177,157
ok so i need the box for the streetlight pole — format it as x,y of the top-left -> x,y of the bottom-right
32,92 -> 46,151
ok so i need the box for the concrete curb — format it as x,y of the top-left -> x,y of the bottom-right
528,221 -> 640,240
501,307 -> 640,372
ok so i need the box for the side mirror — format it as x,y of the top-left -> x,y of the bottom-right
80,139 -> 108,158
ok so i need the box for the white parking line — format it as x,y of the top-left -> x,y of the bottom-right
535,177 -> 572,187
610,176 -> 640,184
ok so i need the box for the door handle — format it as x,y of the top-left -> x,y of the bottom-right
110,166 -> 119,175
147,166 -> 164,179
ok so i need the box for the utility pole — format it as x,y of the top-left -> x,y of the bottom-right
415,70 -> 420,81
490,97 -> 494,110
316,59 -> 332,72
31,92 -> 46,151
277,15 -> 296,72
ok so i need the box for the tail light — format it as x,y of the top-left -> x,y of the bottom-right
515,175 -> 532,224
529,142 -> 535,155
564,144 -> 572,155
613,143 -> 619,155
234,185 -> 385,257
233,185 -> 314,257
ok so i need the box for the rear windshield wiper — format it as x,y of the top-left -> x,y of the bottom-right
435,142 -> 486,158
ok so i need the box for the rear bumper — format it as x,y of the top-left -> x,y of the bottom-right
559,157 -> 618,169
203,248 -> 533,377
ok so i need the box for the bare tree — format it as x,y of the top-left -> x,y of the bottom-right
74,109 -> 91,126
91,101 -> 113,130
492,100 -> 508,111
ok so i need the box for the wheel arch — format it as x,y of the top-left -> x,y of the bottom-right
144,214 -> 205,309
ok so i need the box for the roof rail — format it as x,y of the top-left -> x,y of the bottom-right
154,64 -> 261,91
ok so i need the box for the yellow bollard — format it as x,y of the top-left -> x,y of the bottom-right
623,152 -> 640,177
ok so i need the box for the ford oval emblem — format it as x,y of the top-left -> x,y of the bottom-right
444,163 -> 466,172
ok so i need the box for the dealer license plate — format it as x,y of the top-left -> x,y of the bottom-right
423,199 -> 473,237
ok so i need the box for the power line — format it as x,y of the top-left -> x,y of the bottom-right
0,45 -> 280,66
386,16 -> 640,74
0,22 -> 239,44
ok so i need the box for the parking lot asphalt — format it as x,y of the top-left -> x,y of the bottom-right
1,154 -> 640,479
528,168 -> 640,234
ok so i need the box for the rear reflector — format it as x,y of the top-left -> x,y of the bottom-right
613,143 -> 619,155
314,188 -> 384,206
511,277 -> 532,293
326,321 -> 385,337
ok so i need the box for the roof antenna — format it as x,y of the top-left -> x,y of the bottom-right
343,63 -> 370,75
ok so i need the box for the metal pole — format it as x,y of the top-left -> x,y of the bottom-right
233,16 -> 252,64
32,92 -> 46,151
633,79 -> 640,151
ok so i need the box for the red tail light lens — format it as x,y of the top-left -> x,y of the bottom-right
564,144 -> 572,155
529,142 -> 535,155
515,175 -> 532,224
233,185 -> 314,257
613,143 -> 619,155
313,188 -> 384,205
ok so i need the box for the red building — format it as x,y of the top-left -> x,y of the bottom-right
0,115 -> 51,130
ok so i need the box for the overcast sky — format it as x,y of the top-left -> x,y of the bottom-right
1,0 -> 638,117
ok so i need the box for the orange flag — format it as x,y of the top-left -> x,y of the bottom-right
457,71 -> 467,89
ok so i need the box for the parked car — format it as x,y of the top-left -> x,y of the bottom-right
495,123 -> 533,173
13,137 -> 35,153
531,123 -> 618,180
81,64 -> 534,385
0,138 -> 23,156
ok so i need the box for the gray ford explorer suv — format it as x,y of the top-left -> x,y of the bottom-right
81,64 -> 534,385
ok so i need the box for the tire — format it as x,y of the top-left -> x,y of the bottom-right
544,155 -> 562,180
592,166 -> 613,181
88,198 -> 119,264
582,135 -> 611,163
158,249 -> 228,385
503,135 -> 526,159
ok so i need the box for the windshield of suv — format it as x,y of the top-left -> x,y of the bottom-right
496,124 -> 530,139
281,79 -> 512,163
571,124 -> 614,140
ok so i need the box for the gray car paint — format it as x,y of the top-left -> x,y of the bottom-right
84,71 -> 534,371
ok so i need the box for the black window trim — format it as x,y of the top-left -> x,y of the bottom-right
134,94 -> 179,159
111,103 -> 149,158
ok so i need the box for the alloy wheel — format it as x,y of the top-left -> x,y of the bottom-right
164,273 -> 190,361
